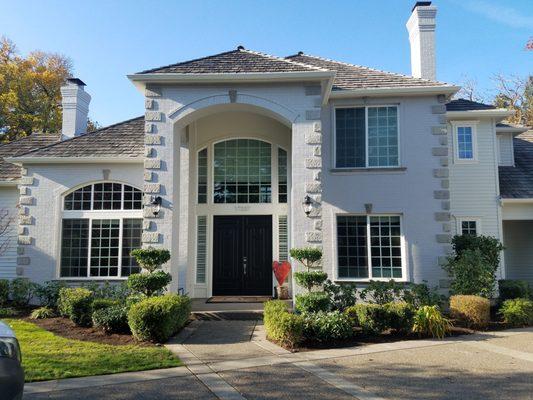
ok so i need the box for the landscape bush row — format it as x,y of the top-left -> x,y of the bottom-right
265,235 -> 533,348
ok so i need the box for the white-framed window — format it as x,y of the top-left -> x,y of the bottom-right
457,218 -> 481,236
60,182 -> 143,279
334,106 -> 399,168
452,122 -> 478,163
336,214 -> 404,280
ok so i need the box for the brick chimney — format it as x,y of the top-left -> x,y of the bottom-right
60,78 -> 91,139
406,1 -> 437,81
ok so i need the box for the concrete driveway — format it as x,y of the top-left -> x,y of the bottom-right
24,322 -> 533,400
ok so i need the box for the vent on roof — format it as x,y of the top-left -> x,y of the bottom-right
237,45 -> 245,50
297,51 -> 304,56
412,1 -> 431,11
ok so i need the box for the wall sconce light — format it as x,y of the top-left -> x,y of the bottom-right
150,195 -> 162,216
302,195 -> 313,216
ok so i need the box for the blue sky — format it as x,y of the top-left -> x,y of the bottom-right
1,0 -> 531,126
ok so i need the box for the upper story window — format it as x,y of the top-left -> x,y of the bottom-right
61,182 -> 143,279
335,106 -> 399,168
64,183 -> 142,211
213,139 -> 272,204
453,123 -> 477,163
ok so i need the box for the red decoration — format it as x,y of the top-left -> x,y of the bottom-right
273,261 -> 291,286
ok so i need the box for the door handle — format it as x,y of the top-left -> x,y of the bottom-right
243,257 -> 247,275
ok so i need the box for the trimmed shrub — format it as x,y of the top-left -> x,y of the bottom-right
499,298 -> 533,327
346,303 -> 389,335
449,295 -> 490,329
323,280 -> 357,311
295,292 -> 330,313
92,298 -> 118,312
289,248 -> 322,271
0,279 -> 9,306
130,248 -> 171,273
127,294 -> 191,342
303,311 -> 353,342
498,280 -> 531,302
384,302 -> 415,334
57,288 -> 94,326
30,306 -> 56,319
127,271 -> 172,297
10,278 -> 37,307
34,281 -> 67,308
412,305 -> 451,339
360,280 -> 403,305
263,300 -> 304,348
293,271 -> 328,292
93,305 -> 130,334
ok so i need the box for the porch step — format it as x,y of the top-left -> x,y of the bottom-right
193,310 -> 263,321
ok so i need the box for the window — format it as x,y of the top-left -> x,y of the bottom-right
453,123 -> 477,162
197,148 -> 208,204
459,219 -> 478,236
196,216 -> 207,284
335,106 -> 399,168
213,139 -> 272,204
60,182 -> 143,278
278,148 -> 288,203
337,215 -> 403,279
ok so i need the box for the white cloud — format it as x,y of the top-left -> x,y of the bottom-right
457,0 -> 533,29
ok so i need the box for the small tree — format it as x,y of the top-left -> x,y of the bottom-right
443,235 -> 504,298
290,247 -> 329,313
128,248 -> 172,296
289,248 -> 322,273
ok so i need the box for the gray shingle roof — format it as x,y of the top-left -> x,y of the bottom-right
499,130 -> 533,198
17,117 -> 144,159
446,99 -> 496,111
285,53 -> 449,90
0,134 -> 61,181
138,48 -> 325,74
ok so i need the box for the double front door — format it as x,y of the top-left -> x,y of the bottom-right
212,215 -> 272,296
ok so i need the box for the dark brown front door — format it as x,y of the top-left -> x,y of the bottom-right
213,215 -> 272,296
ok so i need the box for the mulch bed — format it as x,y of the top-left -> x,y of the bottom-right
27,317 -> 152,346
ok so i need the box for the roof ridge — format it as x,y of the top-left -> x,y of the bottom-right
240,49 -> 327,72
15,116 -> 144,157
288,53 -> 450,86
137,49 -> 242,74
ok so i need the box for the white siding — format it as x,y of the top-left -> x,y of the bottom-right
503,220 -> 533,286
0,187 -> 18,279
497,134 -> 514,166
450,120 -> 501,239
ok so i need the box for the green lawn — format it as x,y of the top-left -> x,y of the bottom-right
4,319 -> 182,382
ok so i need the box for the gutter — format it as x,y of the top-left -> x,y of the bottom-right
496,126 -> 529,135
446,109 -> 514,120
329,85 -> 460,98
500,198 -> 533,204
0,181 -> 18,187
5,157 -> 144,165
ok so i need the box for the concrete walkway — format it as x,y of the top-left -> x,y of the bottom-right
24,325 -> 533,400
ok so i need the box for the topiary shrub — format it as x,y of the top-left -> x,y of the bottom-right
57,287 -> 94,326
498,280 -> 531,302
345,303 -> 390,335
127,271 -> 172,297
293,271 -> 328,292
30,306 -> 56,320
127,294 -> 191,342
130,248 -> 171,273
498,298 -> 533,327
10,278 -> 37,307
289,248 -> 322,272
412,305 -> 452,339
93,305 -> 130,334
34,281 -> 67,309
449,295 -> 490,329
263,300 -> 304,348
295,292 -> 330,313
92,298 -> 118,312
323,280 -> 357,311
303,311 -> 353,342
0,279 -> 9,306
383,302 -> 415,334
444,235 -> 504,298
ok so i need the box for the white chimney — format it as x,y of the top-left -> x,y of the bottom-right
406,1 -> 437,81
60,78 -> 91,139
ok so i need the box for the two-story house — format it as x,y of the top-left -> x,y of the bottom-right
0,2 -> 531,299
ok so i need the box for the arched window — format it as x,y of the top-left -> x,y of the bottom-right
60,182 -> 143,279
213,139 -> 272,204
